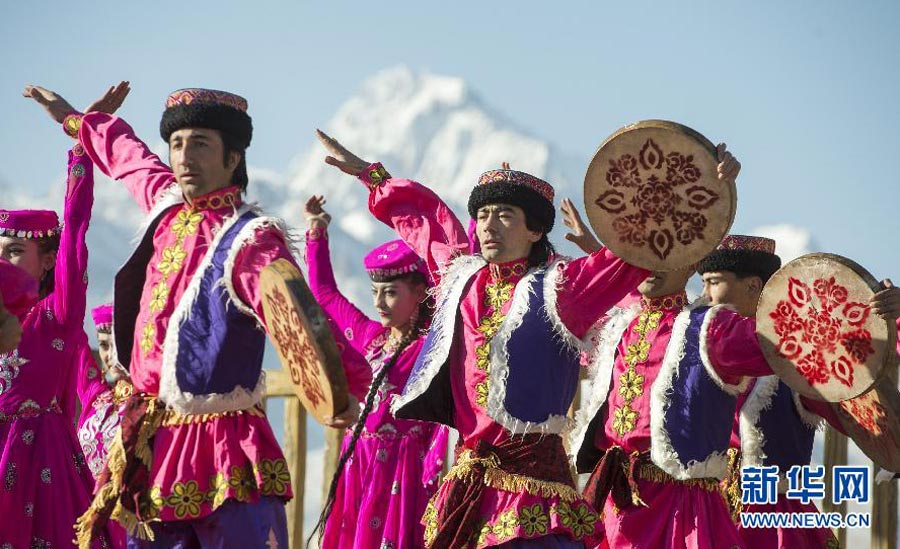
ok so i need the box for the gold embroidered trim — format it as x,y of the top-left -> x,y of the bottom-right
159,405 -> 265,426
723,447 -> 743,520
612,308 -> 662,436
473,278 -> 515,407
634,461 -> 720,492
444,449 -> 582,503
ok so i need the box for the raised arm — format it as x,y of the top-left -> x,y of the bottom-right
554,249 -> 650,339
77,113 -> 176,213
23,82 -> 176,214
302,196 -> 384,355
51,147 -> 94,326
316,130 -> 468,283
704,308 -> 773,384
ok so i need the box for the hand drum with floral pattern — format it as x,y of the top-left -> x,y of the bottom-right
833,375 -> 900,473
584,120 -> 736,271
260,259 -> 348,424
756,253 -> 897,402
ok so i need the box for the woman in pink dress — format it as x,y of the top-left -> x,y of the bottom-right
0,146 -> 110,548
304,195 -> 449,549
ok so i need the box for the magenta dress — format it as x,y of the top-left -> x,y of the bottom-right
0,148 -> 109,548
306,228 -> 449,549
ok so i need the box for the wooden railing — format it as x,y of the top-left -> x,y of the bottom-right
268,368 -> 898,548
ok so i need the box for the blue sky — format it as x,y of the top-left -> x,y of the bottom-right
2,1 -> 898,279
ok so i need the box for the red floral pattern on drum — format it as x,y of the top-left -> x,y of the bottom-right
595,138 -> 717,260
265,285 -> 326,408
770,276 -> 875,388
839,392 -> 886,436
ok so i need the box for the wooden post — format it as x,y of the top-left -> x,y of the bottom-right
284,398 -> 307,548
822,426 -> 848,547
321,427 -> 344,505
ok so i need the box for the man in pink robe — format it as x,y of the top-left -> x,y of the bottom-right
316,131 -> 659,548
26,83 -> 306,547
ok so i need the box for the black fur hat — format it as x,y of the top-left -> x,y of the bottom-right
467,169 -> 555,233
159,88 -> 252,149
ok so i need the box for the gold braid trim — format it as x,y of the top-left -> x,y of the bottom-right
634,462 -> 721,493
722,447 -> 743,521
159,405 -> 265,426
444,450 -> 582,503
75,399 -> 165,547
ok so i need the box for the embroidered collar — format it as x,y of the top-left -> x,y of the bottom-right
641,292 -> 688,312
488,258 -> 529,283
184,186 -> 242,212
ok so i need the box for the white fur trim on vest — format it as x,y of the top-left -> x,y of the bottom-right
650,302 -> 731,480
568,305 -> 638,463
158,203 -> 266,414
792,389 -> 824,430
487,264 -> 573,435
542,257 -> 587,353
738,376 -> 780,467
390,255 -> 485,415
698,304 -> 751,396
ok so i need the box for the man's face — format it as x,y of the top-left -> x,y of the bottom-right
701,271 -> 762,316
475,204 -> 542,264
169,128 -> 239,199
637,268 -> 694,298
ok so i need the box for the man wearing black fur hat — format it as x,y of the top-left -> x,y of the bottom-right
26,83 -> 298,547
698,236 -> 843,548
316,129 -> 654,548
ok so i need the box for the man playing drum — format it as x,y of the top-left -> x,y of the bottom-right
25,83 -> 312,547
316,128 -> 654,548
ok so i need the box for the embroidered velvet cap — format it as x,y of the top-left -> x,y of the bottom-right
159,88 -> 253,149
697,234 -> 781,283
0,258 -> 39,317
0,209 -> 61,239
91,303 -> 114,332
363,240 -> 428,283
467,169 -> 556,233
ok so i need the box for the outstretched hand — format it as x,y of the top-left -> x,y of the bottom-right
561,198 -> 602,254
304,195 -> 332,229
85,81 -> 130,115
23,81 -> 131,124
316,129 -> 370,176
716,143 -> 741,183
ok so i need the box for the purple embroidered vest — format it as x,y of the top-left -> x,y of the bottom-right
114,201 -> 272,413
573,304 -> 746,479
740,377 -> 817,470
392,256 -> 582,435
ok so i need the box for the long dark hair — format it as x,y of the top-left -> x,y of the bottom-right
307,272 -> 432,547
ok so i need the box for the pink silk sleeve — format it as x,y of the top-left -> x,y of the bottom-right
304,229 -> 383,356
554,248 -> 650,340
74,343 -> 106,429
229,227 -> 301,325
52,148 -> 94,327
78,112 -> 176,214
329,317 -> 373,401
421,425 -> 450,488
367,178 -> 469,284
705,309 -> 774,384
